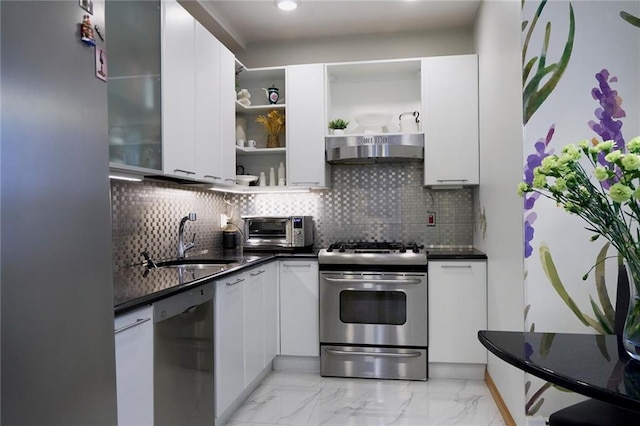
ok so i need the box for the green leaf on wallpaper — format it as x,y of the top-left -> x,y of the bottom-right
620,11 -> 640,27
522,2 -> 575,124
540,245 -> 590,326
523,56 -> 538,85
525,304 -> 531,319
525,380 -> 531,395
594,242 -> 615,328
522,0 -> 547,66
530,323 -> 536,332
590,296 -> 613,335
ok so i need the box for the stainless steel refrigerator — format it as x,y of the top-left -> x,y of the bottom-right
1,1 -> 118,423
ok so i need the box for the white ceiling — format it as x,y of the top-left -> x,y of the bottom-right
197,0 -> 482,49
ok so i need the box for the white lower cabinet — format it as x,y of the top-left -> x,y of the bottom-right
428,260 -> 487,364
262,262 -> 279,366
279,260 -> 319,356
215,272 -> 245,417
114,305 -> 154,426
215,263 -> 279,421
244,267 -> 265,387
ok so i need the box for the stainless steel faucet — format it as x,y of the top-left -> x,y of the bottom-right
177,213 -> 197,259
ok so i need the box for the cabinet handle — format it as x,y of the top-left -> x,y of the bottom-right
204,175 -> 221,180
225,178 -> 236,182
174,169 -> 195,175
114,317 -> 151,334
436,179 -> 468,183
283,263 -> 311,268
250,270 -> 265,277
226,277 -> 245,286
290,181 -> 319,186
440,265 -> 473,269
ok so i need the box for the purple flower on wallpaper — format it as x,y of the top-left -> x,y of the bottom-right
522,125 -> 555,258
524,212 -> 537,258
589,69 -> 626,150
588,69 -> 627,189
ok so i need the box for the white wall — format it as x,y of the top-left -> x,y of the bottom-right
474,0 -> 526,424
236,28 -> 474,67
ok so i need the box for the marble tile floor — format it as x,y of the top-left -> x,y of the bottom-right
226,371 -> 506,426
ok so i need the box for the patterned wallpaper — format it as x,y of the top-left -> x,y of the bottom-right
111,163 -> 474,270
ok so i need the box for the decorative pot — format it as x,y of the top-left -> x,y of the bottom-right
623,260 -> 640,361
332,129 -> 345,135
267,134 -> 280,148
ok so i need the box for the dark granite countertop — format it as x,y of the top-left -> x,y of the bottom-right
426,246 -> 487,260
114,250 -> 318,315
478,330 -> 640,412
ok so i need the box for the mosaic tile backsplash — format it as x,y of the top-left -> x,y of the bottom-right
111,163 -> 474,270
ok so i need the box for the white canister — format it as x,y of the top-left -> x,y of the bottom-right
269,167 -> 276,186
259,172 -> 266,186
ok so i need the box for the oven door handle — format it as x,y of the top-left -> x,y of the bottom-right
325,349 -> 422,358
324,277 -> 423,285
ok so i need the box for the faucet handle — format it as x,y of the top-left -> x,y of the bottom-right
188,213 -> 196,221
190,233 -> 196,244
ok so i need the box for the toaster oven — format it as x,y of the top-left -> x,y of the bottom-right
242,216 -> 314,250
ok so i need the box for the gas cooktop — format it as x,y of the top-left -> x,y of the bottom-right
318,241 -> 427,266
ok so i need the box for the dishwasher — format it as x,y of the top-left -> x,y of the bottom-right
154,282 -> 214,425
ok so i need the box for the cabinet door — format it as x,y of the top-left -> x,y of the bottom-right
262,262 -> 279,365
287,64 -> 330,188
194,21 -> 221,182
244,268 -> 264,387
106,0 -> 162,171
219,44 -> 237,185
215,276 -> 245,416
429,260 -> 487,363
115,305 -> 154,426
279,260 -> 319,356
162,0 -> 196,178
422,55 -> 479,186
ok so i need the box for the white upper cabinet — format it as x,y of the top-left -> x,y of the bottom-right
422,54 -> 479,186
162,0 -> 231,183
287,64 -> 330,188
219,45 -> 238,185
162,0 -> 196,178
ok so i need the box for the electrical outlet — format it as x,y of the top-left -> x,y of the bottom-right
427,212 -> 436,227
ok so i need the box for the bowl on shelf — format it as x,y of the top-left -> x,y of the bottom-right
354,112 -> 393,133
235,175 -> 258,186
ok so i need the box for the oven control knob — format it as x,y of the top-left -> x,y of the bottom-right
400,247 -> 406,253
327,246 -> 333,252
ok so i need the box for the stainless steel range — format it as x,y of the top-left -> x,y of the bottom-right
318,241 -> 428,381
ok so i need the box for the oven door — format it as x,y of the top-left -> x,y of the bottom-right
319,271 -> 428,347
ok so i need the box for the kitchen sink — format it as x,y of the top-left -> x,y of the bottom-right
155,259 -> 239,272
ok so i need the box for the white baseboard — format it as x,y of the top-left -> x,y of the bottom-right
429,362 -> 486,380
273,355 -> 320,373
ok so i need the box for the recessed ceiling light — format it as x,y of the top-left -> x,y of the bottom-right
275,0 -> 298,11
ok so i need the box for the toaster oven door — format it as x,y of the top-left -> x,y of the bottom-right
244,218 -> 291,247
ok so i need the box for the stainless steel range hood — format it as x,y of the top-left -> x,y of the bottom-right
325,133 -> 424,164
